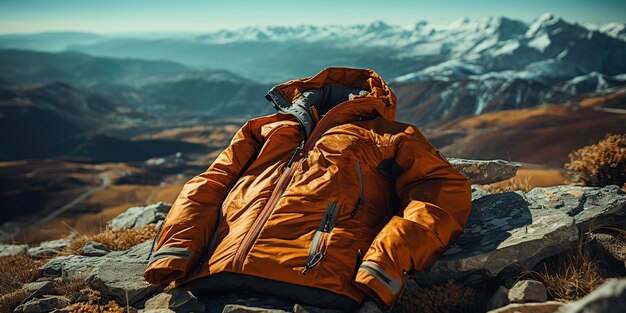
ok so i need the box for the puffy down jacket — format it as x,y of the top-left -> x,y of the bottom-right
144,67 -> 472,309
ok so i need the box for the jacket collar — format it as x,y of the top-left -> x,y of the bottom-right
265,67 -> 397,138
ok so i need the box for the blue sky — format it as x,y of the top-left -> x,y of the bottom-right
0,0 -> 624,34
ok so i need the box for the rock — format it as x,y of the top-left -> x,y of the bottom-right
40,241 -> 158,306
508,280 -> 547,303
109,202 -> 171,229
486,286 -> 510,311
28,238 -> 71,258
222,304 -> 289,313
80,242 -> 111,257
415,185 -> 626,284
0,243 -> 28,256
414,191 -> 579,284
591,233 -> 626,264
14,295 -> 69,313
487,301 -> 564,313
143,289 -> 205,313
449,158 -> 520,185
19,281 -> 55,305
88,241 -> 160,305
525,185 -> 626,229
141,310 -> 175,313
560,278 -> 626,313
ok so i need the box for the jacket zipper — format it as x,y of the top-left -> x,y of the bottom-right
232,98 -> 373,272
302,202 -> 337,274
350,160 -> 365,218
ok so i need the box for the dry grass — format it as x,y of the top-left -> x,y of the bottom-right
479,176 -> 532,194
565,133 -> 626,187
392,280 -> 482,313
68,300 -> 125,313
52,278 -> 90,297
0,255 -> 46,295
65,224 -> 157,254
520,232 -> 618,301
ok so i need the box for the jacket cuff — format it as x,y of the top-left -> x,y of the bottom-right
354,261 -> 403,308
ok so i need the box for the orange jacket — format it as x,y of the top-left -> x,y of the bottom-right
144,67 -> 472,309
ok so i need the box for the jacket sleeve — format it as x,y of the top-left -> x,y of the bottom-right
144,120 -> 262,285
353,126 -> 472,307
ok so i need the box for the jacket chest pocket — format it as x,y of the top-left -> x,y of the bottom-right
301,202 -> 337,274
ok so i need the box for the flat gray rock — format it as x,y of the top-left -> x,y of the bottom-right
0,243 -> 28,257
449,158 -> 520,185
14,295 -> 69,313
222,304 -> 289,313
561,278 -> 626,313
415,185 -> 626,284
109,202 -> 171,229
28,238 -> 71,258
143,289 -> 205,313
40,240 -> 158,306
80,242 -> 111,257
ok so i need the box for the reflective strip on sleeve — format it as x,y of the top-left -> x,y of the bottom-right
359,261 -> 402,295
148,247 -> 193,265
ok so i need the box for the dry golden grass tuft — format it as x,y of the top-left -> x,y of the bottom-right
68,300 -> 125,313
0,255 -> 46,295
52,278 -> 90,297
565,133 -> 626,187
479,175 -> 532,194
520,231 -> 625,301
65,224 -> 157,254
393,280 -> 481,313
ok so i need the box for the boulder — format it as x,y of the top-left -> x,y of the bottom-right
508,280 -> 547,303
449,158 -> 520,185
142,289 -> 205,313
472,186 -> 491,201
109,202 -> 171,229
560,278 -> 626,313
525,185 -> 626,229
414,191 -> 579,284
28,238 -> 71,258
18,281 -> 55,305
0,243 -> 28,256
40,241 -> 159,306
80,242 -> 111,257
14,295 -> 69,313
415,185 -> 626,284
487,301 -> 564,313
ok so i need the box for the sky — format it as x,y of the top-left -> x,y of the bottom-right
0,0 -> 625,34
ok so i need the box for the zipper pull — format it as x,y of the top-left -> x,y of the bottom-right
350,197 -> 363,218
287,140 -> 305,168
301,252 -> 325,275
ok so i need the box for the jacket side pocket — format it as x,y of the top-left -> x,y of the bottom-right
301,202 -> 337,274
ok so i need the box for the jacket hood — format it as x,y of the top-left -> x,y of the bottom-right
265,67 -> 397,138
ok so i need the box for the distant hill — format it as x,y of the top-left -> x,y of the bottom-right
0,82 -> 208,161
425,88 -> 626,167
0,49 -> 189,87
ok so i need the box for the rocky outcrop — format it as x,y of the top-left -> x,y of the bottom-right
0,243 -> 28,256
109,202 -> 171,229
41,241 -> 159,306
449,158 -> 520,184
414,185 -> 626,284
27,238 -> 71,258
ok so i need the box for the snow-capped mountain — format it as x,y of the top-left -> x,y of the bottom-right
1,13 -> 624,126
